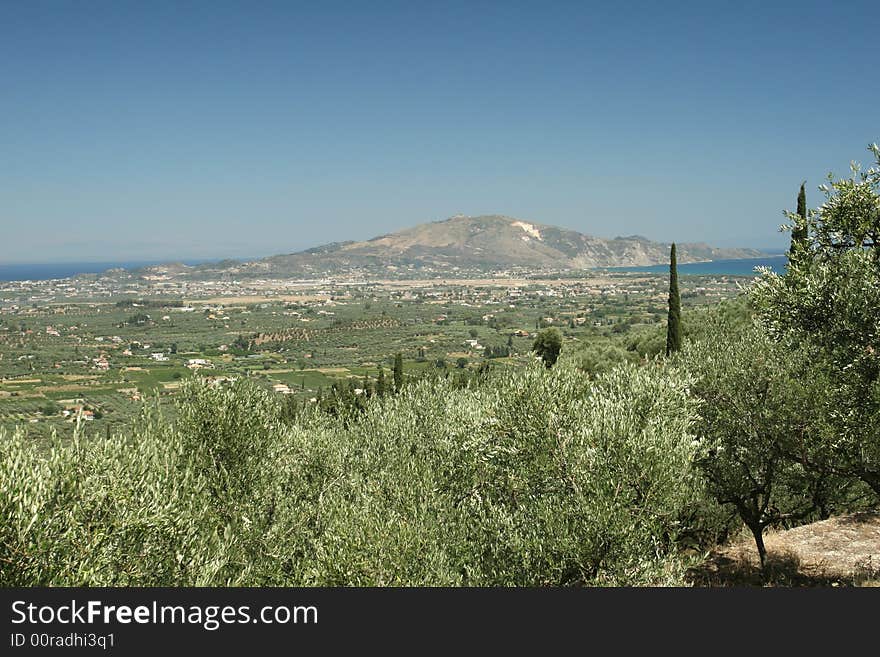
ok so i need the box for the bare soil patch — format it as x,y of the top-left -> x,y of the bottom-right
689,511 -> 880,587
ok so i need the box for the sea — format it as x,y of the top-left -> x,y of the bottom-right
0,260 -> 213,282
604,255 -> 788,277
0,255 -> 789,283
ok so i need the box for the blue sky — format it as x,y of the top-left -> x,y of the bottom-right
2,1 -> 878,263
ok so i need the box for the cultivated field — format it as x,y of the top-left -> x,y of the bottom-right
0,270 -> 745,439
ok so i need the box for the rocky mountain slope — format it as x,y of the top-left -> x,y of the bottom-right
166,214 -> 762,278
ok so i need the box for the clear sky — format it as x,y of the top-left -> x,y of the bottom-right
2,1 -> 878,263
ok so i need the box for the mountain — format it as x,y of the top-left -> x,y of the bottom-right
188,215 -> 762,278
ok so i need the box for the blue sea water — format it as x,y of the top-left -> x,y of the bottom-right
605,255 -> 788,276
0,260 -> 212,282
0,255 -> 789,282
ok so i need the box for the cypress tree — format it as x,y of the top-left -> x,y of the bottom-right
376,366 -> 386,396
393,352 -> 404,393
789,181 -> 808,258
797,180 -> 806,221
665,243 -> 682,356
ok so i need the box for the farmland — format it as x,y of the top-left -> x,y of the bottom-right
0,269 -> 746,439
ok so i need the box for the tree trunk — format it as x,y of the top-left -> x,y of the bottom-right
748,523 -> 767,571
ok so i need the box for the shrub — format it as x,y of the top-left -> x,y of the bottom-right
0,419 -> 235,585
0,363 -> 702,586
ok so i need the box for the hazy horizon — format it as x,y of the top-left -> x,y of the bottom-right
0,213 -> 788,267
3,2 -> 879,263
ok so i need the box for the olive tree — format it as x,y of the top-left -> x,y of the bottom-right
752,143 -> 880,497
0,360 -> 704,586
680,319 -> 833,567
532,327 -> 563,368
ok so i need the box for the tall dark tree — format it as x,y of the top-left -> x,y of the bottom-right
393,353 -> 404,393
797,180 -> 807,221
665,243 -> 682,356
789,181 -> 809,257
376,366 -> 387,396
